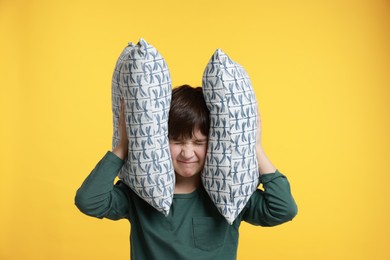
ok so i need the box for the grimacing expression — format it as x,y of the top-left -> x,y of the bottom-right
169,129 -> 208,179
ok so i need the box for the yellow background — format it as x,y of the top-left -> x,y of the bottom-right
1,0 -> 389,259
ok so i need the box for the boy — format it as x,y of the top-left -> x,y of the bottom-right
75,85 -> 297,260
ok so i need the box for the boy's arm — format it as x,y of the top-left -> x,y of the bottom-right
242,170 -> 297,226
112,99 -> 129,160
75,152 -> 130,220
75,151 -> 130,220
241,108 -> 297,226
256,146 -> 277,175
255,108 -> 277,175
75,99 -> 131,220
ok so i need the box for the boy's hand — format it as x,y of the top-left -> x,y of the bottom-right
255,107 -> 277,175
112,99 -> 129,160
256,107 -> 262,149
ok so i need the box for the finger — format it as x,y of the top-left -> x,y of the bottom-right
256,107 -> 262,126
120,98 -> 126,122
120,98 -> 125,114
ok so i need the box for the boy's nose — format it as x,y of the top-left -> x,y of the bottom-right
180,146 -> 194,159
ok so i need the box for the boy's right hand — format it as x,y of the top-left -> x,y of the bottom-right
112,99 -> 129,160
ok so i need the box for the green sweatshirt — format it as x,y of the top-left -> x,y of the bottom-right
75,152 -> 297,260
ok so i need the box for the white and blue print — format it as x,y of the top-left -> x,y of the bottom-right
202,49 -> 260,224
112,39 -> 174,216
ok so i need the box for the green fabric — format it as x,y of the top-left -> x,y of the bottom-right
75,152 -> 297,260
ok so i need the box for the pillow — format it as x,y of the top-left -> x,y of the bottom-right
202,49 -> 260,224
112,39 -> 174,216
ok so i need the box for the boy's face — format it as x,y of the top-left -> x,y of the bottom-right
169,129 -> 208,179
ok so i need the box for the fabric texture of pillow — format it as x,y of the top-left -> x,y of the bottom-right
111,39 -> 174,216
202,49 -> 260,224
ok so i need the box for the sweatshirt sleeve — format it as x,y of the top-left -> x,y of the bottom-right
242,170 -> 298,226
75,151 -> 131,220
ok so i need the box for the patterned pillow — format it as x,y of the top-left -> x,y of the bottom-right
112,39 -> 174,216
202,49 -> 260,224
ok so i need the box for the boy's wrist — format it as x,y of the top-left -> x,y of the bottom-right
255,146 -> 277,175
112,144 -> 128,160
256,144 -> 264,155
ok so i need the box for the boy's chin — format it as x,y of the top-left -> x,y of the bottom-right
175,171 -> 201,179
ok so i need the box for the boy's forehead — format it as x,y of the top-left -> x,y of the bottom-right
171,129 -> 208,141
192,129 -> 208,139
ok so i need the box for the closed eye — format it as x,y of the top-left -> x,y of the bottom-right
170,141 -> 183,145
194,140 -> 207,145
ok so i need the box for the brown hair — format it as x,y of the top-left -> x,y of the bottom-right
168,85 -> 210,140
